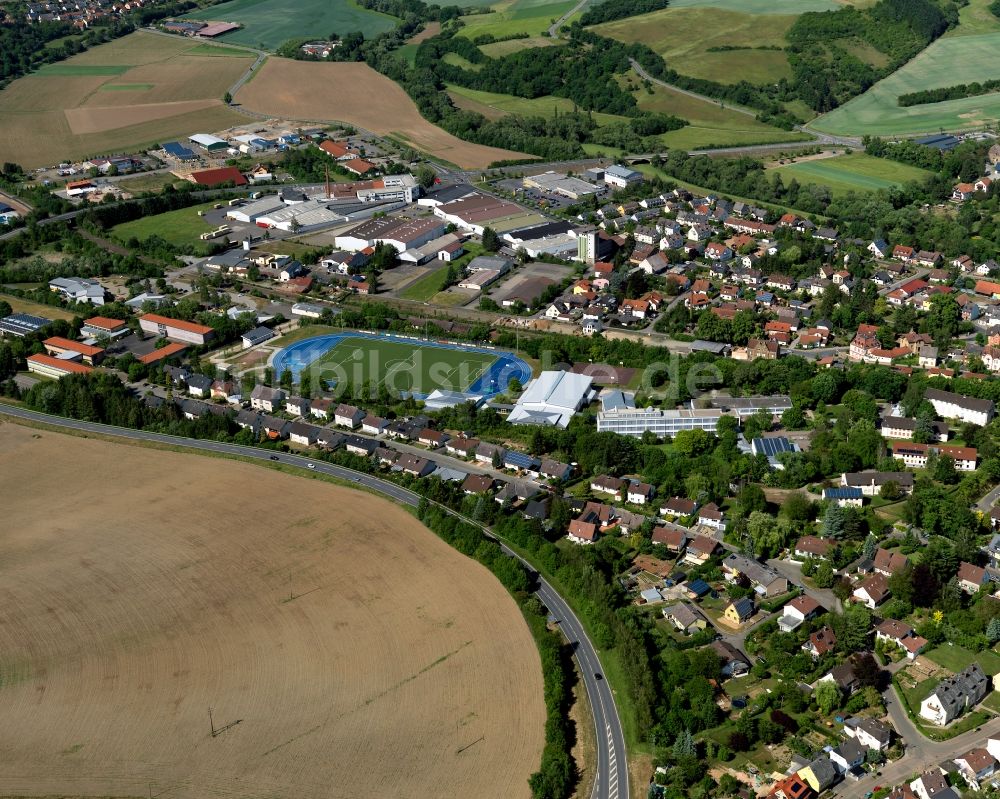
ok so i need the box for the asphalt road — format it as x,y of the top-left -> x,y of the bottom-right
0,403 -> 627,799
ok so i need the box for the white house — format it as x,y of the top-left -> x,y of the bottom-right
919,664 -> 990,726
925,387 -> 995,426
333,403 -> 365,429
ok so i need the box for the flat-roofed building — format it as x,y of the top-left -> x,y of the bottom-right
523,171 -> 600,200
597,406 -> 724,437
0,312 -> 51,338
708,394 -> 792,418
139,313 -> 214,346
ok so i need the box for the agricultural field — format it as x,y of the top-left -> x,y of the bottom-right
235,59 -> 531,168
633,84 -> 810,150
449,79 -> 806,150
448,84 -> 624,126
478,36 -> 560,57
0,31 -> 250,168
183,0 -> 398,50
458,0 -> 578,41
111,201 -> 220,249
281,334 -> 503,393
664,0 -> 843,11
592,7 -> 795,85
771,152 -> 933,196
0,422 -> 545,799
813,0 -> 1000,136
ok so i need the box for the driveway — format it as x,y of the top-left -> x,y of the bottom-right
766,557 -> 842,613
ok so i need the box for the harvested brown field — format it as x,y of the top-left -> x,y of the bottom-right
66,99 -> 222,134
406,20 -> 441,43
0,421 -> 544,799
0,31 -> 251,167
236,59 -> 532,168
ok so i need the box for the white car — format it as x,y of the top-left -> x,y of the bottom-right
307,464 -> 315,469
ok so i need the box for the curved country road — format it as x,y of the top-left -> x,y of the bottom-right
0,404 -> 628,799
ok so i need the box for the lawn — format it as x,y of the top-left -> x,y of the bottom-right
302,336 -> 499,393
0,293 -> 76,321
458,0 -> 578,40
771,152 -> 932,196
182,0 -> 399,50
115,172 -> 189,194
925,644 -> 1000,676
813,29 -> 1000,135
111,201 -> 219,249
592,7 -> 795,85
399,266 -> 451,301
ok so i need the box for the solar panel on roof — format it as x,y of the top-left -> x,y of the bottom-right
752,437 -> 795,458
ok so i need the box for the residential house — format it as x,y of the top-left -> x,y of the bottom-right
697,502 -> 725,531
683,535 -> 721,566
568,519 -> 599,545
591,475 -> 625,500
710,640 -> 751,677
627,481 -> 655,505
777,595 -> 822,633
794,535 -> 832,560
874,548 -> 910,577
663,603 -> 708,635
798,758 -> 838,794
723,553 -> 789,597
843,716 -> 892,751
288,421 -> 319,446
957,561 -> 989,594
651,524 -> 687,553
661,496 -> 697,519
919,664 -> 990,725
853,573 -> 890,608
310,397 -> 333,420
953,748 -> 997,790
909,770 -> 952,799
461,474 -> 495,495
723,596 -> 755,625
395,452 -> 434,477
285,396 -> 311,417
250,385 -> 286,413
768,775 -> 813,799
842,471 -> 915,497
418,429 -> 447,449
333,403 -> 365,429
475,442 -> 504,464
803,626 -> 837,659
829,738 -> 866,775
361,415 -> 388,436
875,619 -> 928,660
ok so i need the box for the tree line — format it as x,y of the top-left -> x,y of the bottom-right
898,78 -> 1000,106
578,0 -> 670,26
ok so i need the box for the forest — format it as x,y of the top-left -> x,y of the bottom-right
578,0 -> 670,26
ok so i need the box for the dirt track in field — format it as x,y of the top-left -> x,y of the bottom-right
235,59 -> 532,168
0,422 -> 544,799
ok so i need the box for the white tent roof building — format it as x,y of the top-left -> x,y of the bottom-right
508,370 -> 595,428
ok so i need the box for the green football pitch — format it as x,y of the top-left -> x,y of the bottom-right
303,337 -> 499,394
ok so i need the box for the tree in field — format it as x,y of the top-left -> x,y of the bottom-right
815,679 -> 841,715
415,165 -> 436,189
814,560 -> 835,588
481,226 -> 500,252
